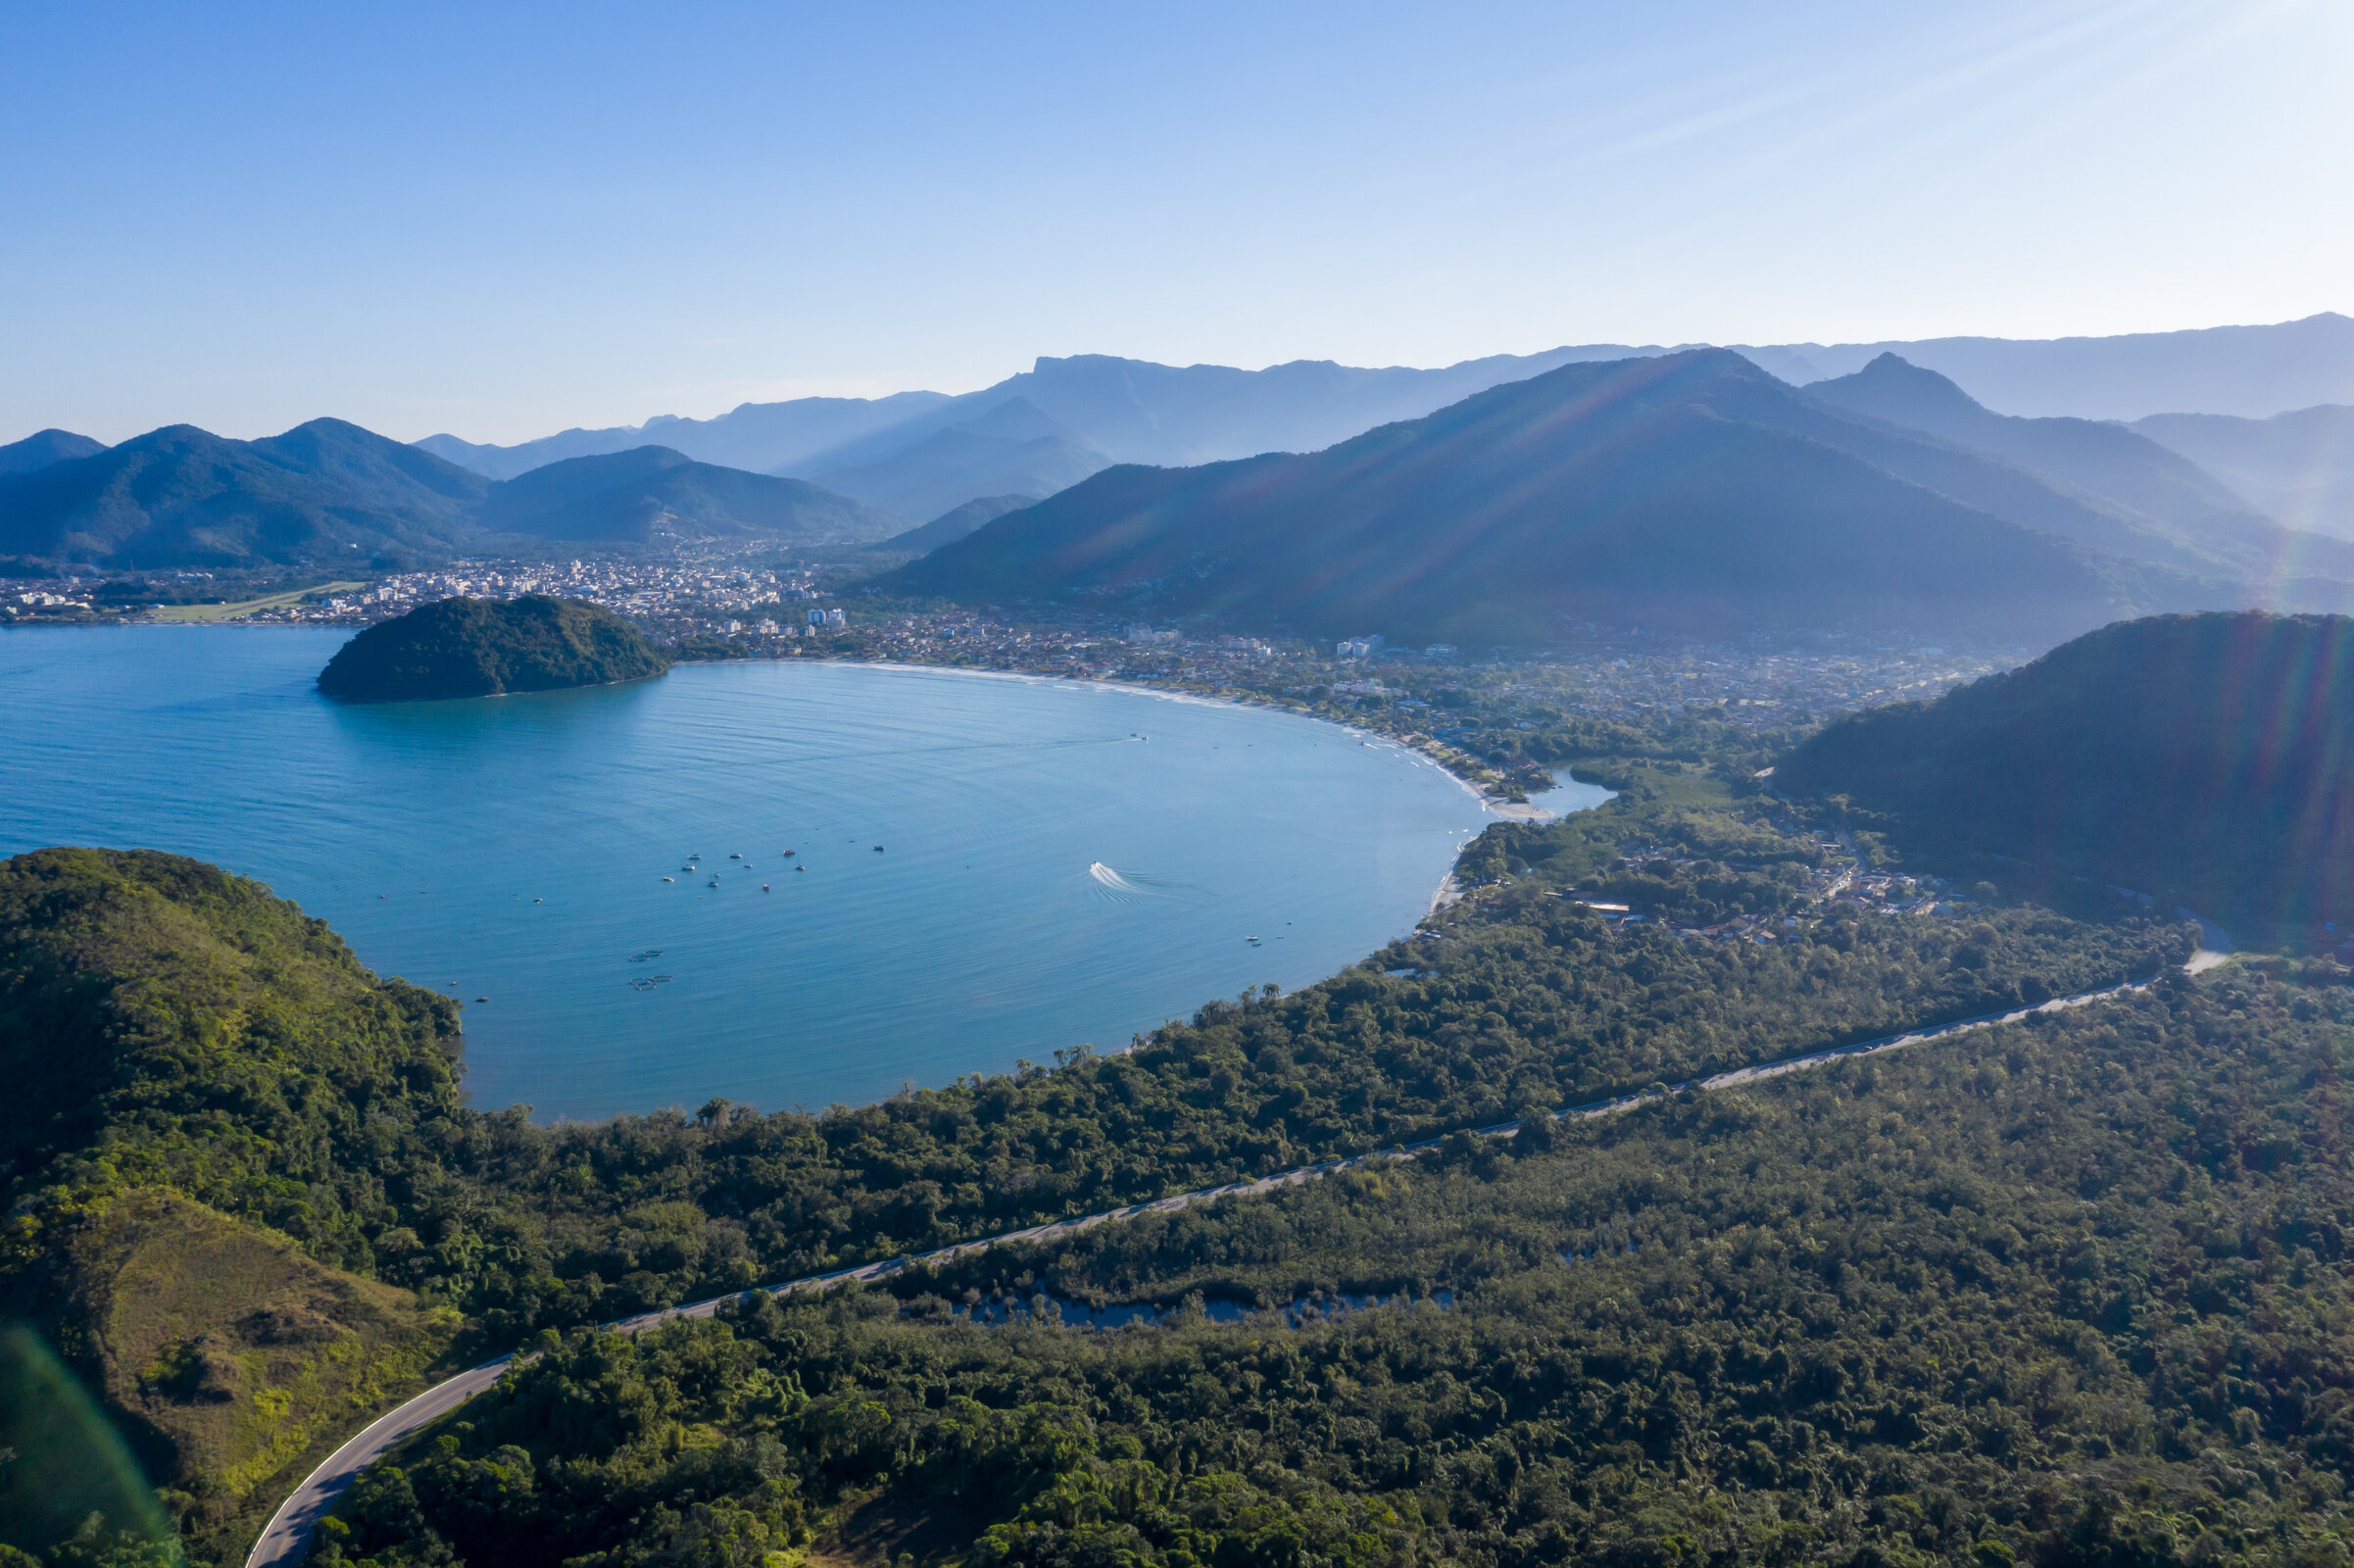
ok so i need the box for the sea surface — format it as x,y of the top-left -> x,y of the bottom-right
0,628 -> 1545,1120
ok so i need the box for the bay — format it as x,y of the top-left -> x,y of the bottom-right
0,628 -> 1497,1119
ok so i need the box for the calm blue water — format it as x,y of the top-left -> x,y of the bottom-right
0,628 -> 1496,1120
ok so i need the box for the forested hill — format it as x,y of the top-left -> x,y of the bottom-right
1779,611 -> 2354,930
0,849 -> 466,1564
316,593 -> 671,701
477,445 -> 902,545
877,350 -> 2231,645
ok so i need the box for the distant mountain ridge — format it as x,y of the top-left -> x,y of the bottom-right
2133,405 -> 2354,542
0,423 -> 903,568
0,418 -> 488,568
1804,354 -> 2354,581
814,398 -> 1110,521
881,350 -> 2245,645
0,428 -> 107,475
1750,312 -> 2354,419
412,315 -> 2354,515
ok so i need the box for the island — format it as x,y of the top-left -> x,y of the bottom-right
315,593 -> 671,701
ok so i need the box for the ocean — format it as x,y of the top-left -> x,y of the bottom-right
0,628 -> 1517,1119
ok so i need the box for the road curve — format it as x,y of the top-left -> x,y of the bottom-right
247,953 -> 2199,1567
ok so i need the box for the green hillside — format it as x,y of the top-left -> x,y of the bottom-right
478,445 -> 904,545
1778,612 -> 2354,931
0,849 -> 466,1559
0,424 -> 900,569
0,419 -> 487,569
314,960 -> 2354,1568
879,351 -> 2224,644
17,705 -> 2354,1567
316,594 -> 671,701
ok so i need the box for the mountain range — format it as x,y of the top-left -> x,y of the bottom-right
0,423 -> 906,569
403,316 -> 2354,528
885,350 -> 2261,644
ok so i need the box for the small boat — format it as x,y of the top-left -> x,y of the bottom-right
873,844 -> 885,853
475,997 -> 488,1004
662,876 -> 675,883
762,884 -> 770,891
783,850 -> 795,858
796,865 -> 806,873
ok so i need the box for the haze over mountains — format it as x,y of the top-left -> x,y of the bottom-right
2133,404 -> 2354,542
889,350 -> 2250,645
885,349 -> 2354,645
9,313 -> 2354,646
407,315 -> 2354,524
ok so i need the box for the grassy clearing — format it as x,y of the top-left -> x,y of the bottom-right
151,581 -> 368,621
63,1191 -> 460,1561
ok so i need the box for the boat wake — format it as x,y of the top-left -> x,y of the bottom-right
1088,860 -> 1146,894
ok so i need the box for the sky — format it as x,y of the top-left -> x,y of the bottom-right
3,0 -> 2349,445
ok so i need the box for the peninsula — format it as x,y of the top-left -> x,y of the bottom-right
315,593 -> 670,701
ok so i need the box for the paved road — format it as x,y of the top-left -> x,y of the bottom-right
245,940 -> 2210,1567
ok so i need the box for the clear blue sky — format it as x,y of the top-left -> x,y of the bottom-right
4,0 -> 2347,444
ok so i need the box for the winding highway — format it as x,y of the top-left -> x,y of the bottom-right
246,934 -> 2223,1567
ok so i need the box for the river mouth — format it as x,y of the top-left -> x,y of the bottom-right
2,628 -> 1493,1119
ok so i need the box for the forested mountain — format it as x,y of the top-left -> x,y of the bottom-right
0,850 -> 466,1563
867,493 -> 1040,555
0,423 -> 896,567
0,428 -> 106,475
2135,404 -> 2354,542
477,445 -> 902,545
316,594 -> 672,701
1805,354 -> 2347,579
0,418 -> 489,569
1779,611 -> 2354,930
882,350 -> 2229,644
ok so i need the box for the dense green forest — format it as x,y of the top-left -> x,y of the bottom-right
315,594 -> 670,701
317,958 -> 2354,1568
1778,612 -> 2354,935
0,752 -> 2195,1564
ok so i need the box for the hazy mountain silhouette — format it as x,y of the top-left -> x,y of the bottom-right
0,419 -> 487,567
416,346 -> 1673,488
1755,313 -> 2354,420
814,398 -> 1111,520
866,494 -> 1040,555
0,429 -> 107,476
416,391 -> 954,480
1805,355 -> 2353,579
1778,612 -> 2354,928
882,351 -> 2221,645
415,317 -> 2354,493
2134,405 -> 2354,543
478,447 -> 901,546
